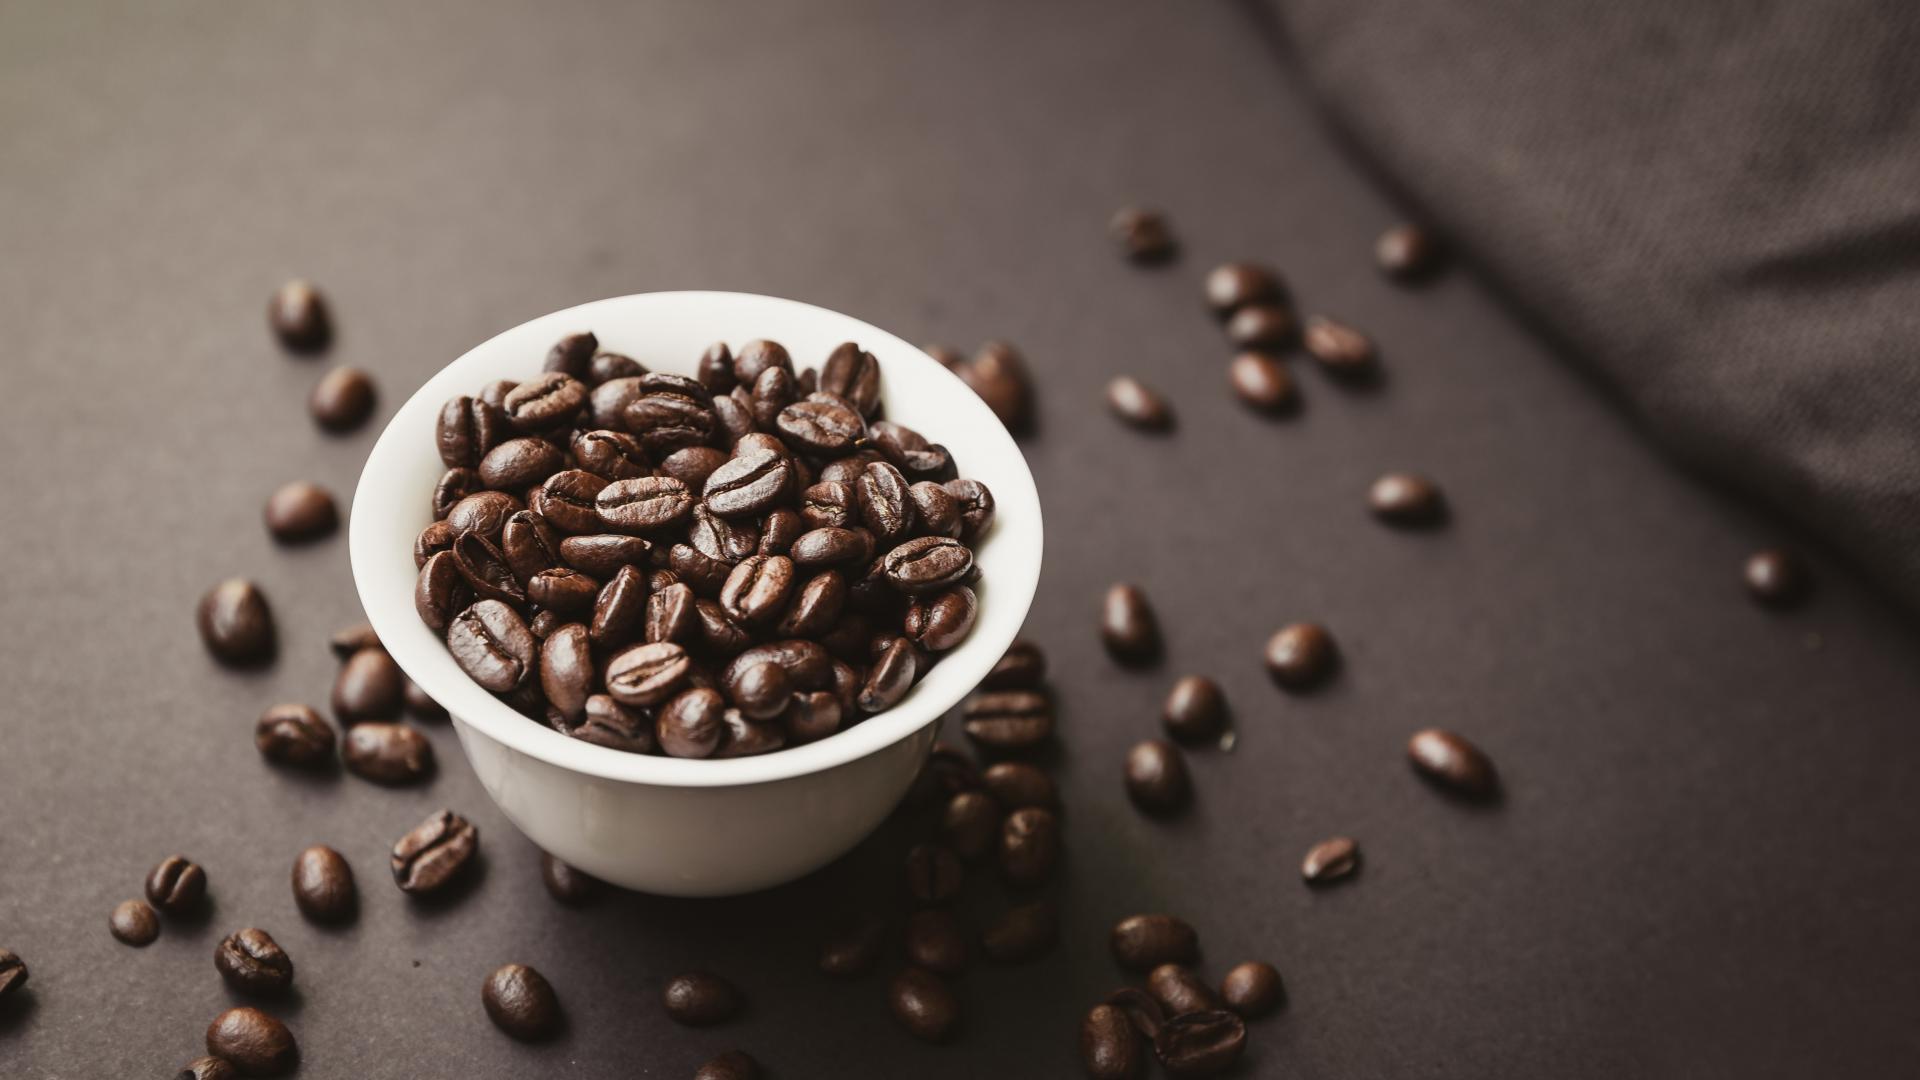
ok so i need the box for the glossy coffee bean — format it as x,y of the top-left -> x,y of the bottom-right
1220,961 -> 1283,1017
310,366 -> 376,431
1745,547 -> 1811,607
726,660 -> 790,722
527,568 -> 599,618
1153,1010 -> 1246,1076
415,519 -> 456,567
560,534 -> 653,578
1101,583 -> 1160,664
1111,914 -> 1198,971
942,790 -> 1001,861
646,582 -> 698,644
390,809 -> 479,895
1301,836 -> 1359,883
732,339 -> 792,385
0,948 -> 27,1005
888,967 -> 959,1043
821,342 -> 883,416
1227,352 -> 1296,412
452,533 -> 526,605
589,350 -> 643,384
1303,315 -> 1376,378
1124,739 -> 1191,815
982,761 -> 1056,808
1149,963 -> 1219,1018
702,448 -> 791,519
478,437 -> 564,491
981,898 -> 1057,963
268,280 -> 329,351
1225,303 -> 1295,349
627,393 -> 719,457
1408,728 -> 1498,798
857,460 -> 914,544
291,845 -> 356,924
662,971 -> 739,1026
110,899 -> 160,945
800,480 -> 856,530
955,341 -> 1033,431
566,694 -> 656,753
719,555 -> 795,626
905,908 -> 969,976
146,855 -> 207,914
332,646 -> 405,723
943,478 -> 995,542
695,1050 -> 760,1080
540,852 -> 598,905
543,331 -> 597,378
500,510 -> 561,584
1264,622 -> 1337,689
205,1007 -> 299,1076
858,637 -> 918,713
1111,206 -> 1177,263
1377,222 -> 1443,280
533,470 -> 611,535
198,579 -> 275,665
606,642 -> 691,706
176,1056 -> 238,1080
215,928 -> 294,996
414,551 -> 467,634
343,722 -> 433,785
588,565 -> 647,649
447,600 -> 537,692
882,535 -> 972,593
998,807 -> 1060,886
255,704 -> 336,768
657,688 -> 726,758
1162,676 -> 1226,742
982,639 -> 1045,690
503,372 -> 588,431
1204,262 -> 1284,315
790,526 -> 876,568
263,481 -> 337,542
483,963 -> 562,1041
1107,376 -> 1172,430
1082,1003 -> 1147,1080
598,476 -> 694,533
1106,987 -> 1167,1039
961,690 -> 1054,751
446,490 -> 521,540
1369,471 -> 1445,525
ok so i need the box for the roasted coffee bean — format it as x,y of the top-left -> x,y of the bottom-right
954,341 -> 1032,431
820,341 -> 883,415
1369,471 -> 1445,525
1408,728 -> 1498,798
1107,376 -> 1173,430
982,761 -> 1055,808
905,908 -> 969,976
437,395 -> 508,468
477,437 -> 563,492
1125,739 -> 1190,815
447,490 -> 521,539
177,1057 -> 238,1080
255,704 -> 336,768
1204,261 -> 1285,315
907,481 -> 961,538
1745,547 -> 1811,607
902,585 -> 978,653
883,535 -> 972,593
1225,303 -> 1295,349
588,375 -> 646,430
656,688 -> 726,758
1301,836 -> 1359,883
110,899 -> 159,945
291,845 -> 356,924
782,690 -> 843,744
432,468 -> 481,521
568,693 -> 656,753
729,660 -> 792,721
646,582 -> 698,644
790,526 -> 876,568
942,790 -> 1001,861
1082,1003 -> 1147,1080
198,579 -> 275,665
732,339 -> 792,385
415,551 -> 467,633
691,598 -> 752,655
328,622 -> 381,658
662,971 -> 739,1026
525,469 -> 606,535
1101,583 -> 1160,664
146,855 -> 208,915
719,555 -> 795,626
1227,352 -> 1296,412
775,570 -> 847,638
332,646 -> 404,723
205,1007 -> 299,1076
712,393 -> 756,444
999,807 -> 1060,886
1264,622 -> 1337,689
589,349 -> 641,385
1112,206 -> 1177,263
598,476 -> 694,533
215,928 -> 294,996
268,280 -> 329,351
777,397 -> 867,456
856,461 -> 914,543
527,568 -> 599,618
851,637 -> 913,713
1106,987 -> 1168,1040
889,967 -> 959,1043
560,533 -> 652,578
818,918 -> 885,978
713,710 -> 787,758
693,341 -> 736,393
1220,961 -> 1283,1017
982,898 -> 1057,963
757,508 -> 803,556
0,949 -> 25,1005
1149,964 -> 1219,1018
543,331 -> 598,377
415,519 -> 456,567
405,680 -> 446,721
541,852 -> 598,904
747,366 -> 797,430
588,565 -> 648,649
904,843 -> 965,904
343,722 -> 433,785
626,392 -> 718,456
1153,1010 -> 1245,1076
539,623 -> 594,721
961,691 -> 1053,751
503,372 -> 588,431
816,450 -> 884,486
483,963 -> 562,1041
982,639 -> 1045,690
479,379 -> 519,409
1162,676 -> 1226,742
695,1050 -> 760,1080
263,481 -> 338,542
310,366 -> 376,431
606,642 -> 691,706
1111,914 -> 1198,971
500,510 -> 561,584
1303,315 -> 1377,378
670,543 -> 733,596
452,533 -> 526,604
1377,222 -> 1444,279
447,600 -> 537,692
501,678 -> 549,721
391,810 -> 478,895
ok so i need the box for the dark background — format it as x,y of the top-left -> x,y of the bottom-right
5,2 -> 1919,1076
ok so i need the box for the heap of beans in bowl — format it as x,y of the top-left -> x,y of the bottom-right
413,333 -> 993,758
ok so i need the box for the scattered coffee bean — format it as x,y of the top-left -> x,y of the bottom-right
291,845 -> 356,924
146,854 -> 207,915
176,1056 -> 238,1080
1220,961 -> 1283,1017
942,790 -> 1002,861
310,366 -> 376,432
1225,303 -> 1295,349
1408,728 -> 1498,798
391,809 -> 479,895
818,918 -> 885,978
1204,262 -> 1284,316
888,967 -> 959,1043
262,481 -> 338,542
982,639 -> 1046,690
328,622 -> 381,658
332,646 -> 405,723
1111,207 -> 1177,263
1303,316 -> 1376,379
255,704 -> 336,768
198,579 -> 275,666
905,843 -> 965,904
1082,1003 -> 1147,1080
1369,471 -> 1445,525
482,962 -> 562,1041
1149,963 -> 1220,1018
1226,352 -> 1296,413
953,341 -> 1033,432
695,1050 -> 761,1080
215,928 -> 294,996
1105,986 -> 1167,1039
962,690 -> 1054,752
1376,222 -> 1443,280
1745,547 -> 1811,607
205,1006 -> 298,1076
110,899 -> 160,946
1301,836 -> 1359,883
541,852 -> 598,905
1101,583 -> 1160,664
905,908 -> 969,976
343,722 -> 433,785
663,971 -> 739,1026
1111,914 -> 1198,971
1107,376 -> 1173,430
1264,622 -> 1337,689
982,761 -> 1056,808
1162,676 -> 1226,742
998,806 -> 1061,886
1153,1009 -> 1245,1076
0,948 -> 26,1004
268,280 -> 330,351
981,898 -> 1057,963
1125,740 -> 1191,816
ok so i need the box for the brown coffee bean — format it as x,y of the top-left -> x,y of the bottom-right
1106,987 -> 1168,1039
961,690 -> 1054,751
263,481 -> 338,542
1082,1003 -> 1147,1080
415,519 -> 456,567
695,1050 -> 760,1080
905,908 -> 969,976
858,637 -> 918,713
446,600 -> 537,692
177,1056 -> 237,1080
704,447 -> 793,519
646,582 -> 698,644
343,722 -> 434,785
1369,471 -> 1445,525
943,478 -> 995,542
1220,961 -> 1283,1017
981,898 -> 1057,963
587,564 -> 648,650
532,470 -> 611,535
146,854 -> 207,914
598,476 -> 694,533
882,535 -> 973,593
606,642 -> 691,706
215,928 -> 295,996
1264,622 -> 1337,689
1227,352 -> 1296,413
451,532 -> 525,604
543,331 -> 597,378
503,372 -> 588,431
1162,676 -> 1226,742
1408,728 -> 1498,798
1225,303 -> 1295,349
559,534 -> 652,578
888,967 -> 959,1043
483,963 -> 562,1041
566,694 -> 656,753
446,490 -> 521,540
1111,914 -> 1198,971
1745,547 -> 1811,607
904,843 -> 965,904
1111,207 -> 1177,263
718,555 -> 795,626
414,551 -> 467,634
663,971 -> 739,1026
268,280 -> 330,351
390,809 -> 479,895
982,639 -> 1045,690
310,366 -> 376,431
110,899 -> 160,946
1125,739 -> 1190,815
198,578 -> 275,666
1153,1009 -> 1245,1076
998,806 -> 1060,886
1303,316 -> 1377,379
328,622 -> 381,658
1301,836 -> 1359,883
332,646 -> 405,723
658,688 -> 727,758
942,790 -> 1001,861
1377,222 -> 1444,280
205,1007 -> 299,1076
1102,583 -> 1160,664
1204,262 -> 1284,315
255,704 -> 336,768
291,845 -> 356,924
820,342 -> 883,416
541,852 -> 598,905
1107,376 -> 1173,430
539,623 -> 594,722
404,680 -> 446,721
732,339 -> 792,385
954,341 -> 1032,432
982,761 -> 1056,808
527,568 -> 599,618
791,526 -> 876,568
1146,965 -> 1214,1018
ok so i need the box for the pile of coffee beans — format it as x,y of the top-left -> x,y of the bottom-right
1080,913 -> 1275,1076
413,332 -> 997,759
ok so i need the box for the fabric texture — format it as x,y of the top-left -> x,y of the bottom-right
1268,0 -> 1920,611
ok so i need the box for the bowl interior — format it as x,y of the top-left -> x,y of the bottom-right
349,291 -> 1043,788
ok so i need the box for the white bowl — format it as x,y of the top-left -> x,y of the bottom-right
349,292 -> 1043,896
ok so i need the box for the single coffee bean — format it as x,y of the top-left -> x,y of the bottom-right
1149,964 -> 1219,1018
446,600 -> 537,692
669,543 -> 732,596
858,637 -> 919,713
1153,1010 -> 1246,1076
954,341 -> 1033,431
1377,222 -> 1444,280
606,642 -> 691,706
589,350 -> 643,384
343,722 -> 434,785
801,480 -> 857,530
527,568 -> 600,618
662,971 -> 739,1026
981,898 -> 1057,963
570,429 -> 650,482
1745,547 -> 1811,607
1264,622 -> 1337,689
390,809 -> 479,895
888,967 -> 959,1043
0,948 -> 27,1004
1111,914 -> 1198,971
588,376 -> 646,430
1107,376 -> 1173,430
268,280 -> 329,351
626,392 -> 719,456
310,366 -> 376,431
691,341 -> 735,394
543,331 -> 598,378
907,480 -> 961,538
446,490 -> 521,540
790,525 -> 876,568
727,660 -> 791,722
483,963 -> 562,1041
904,843 -> 965,904
205,1007 -> 298,1076
500,510 -> 562,584
415,551 -> 467,634
540,852 -> 598,905
291,845 -> 356,924
598,476 -> 694,533
1220,961 -> 1283,1017
146,855 -> 208,915
748,367 -> 798,430
215,928 -> 294,996
1125,739 -> 1191,815
700,448 -> 790,521
478,436 -> 565,491
327,622 -> 381,658
1225,303 -> 1295,349
452,532 -> 526,605
646,582 -> 698,644
415,519 -> 456,567
982,639 -> 1045,690
1162,676 -> 1226,742
198,579 -> 275,666
943,478 -> 996,542
437,395 -> 508,468
998,806 -> 1060,886
1204,262 -> 1285,315
503,372 -> 589,431
818,918 -> 885,978
536,623 -> 592,721
263,481 -> 338,542
982,760 -> 1056,808
694,1050 -> 760,1080
882,535 -> 973,593
332,646 -> 405,723
532,470 -> 612,535
1303,315 -> 1377,379
1301,836 -> 1359,883
177,1056 -> 238,1080
1408,728 -> 1498,798
820,342 -> 883,416
905,908 -> 969,976
719,555 -> 796,626
1101,583 -> 1160,664
857,461 -> 915,543
109,899 -> 159,946
559,533 -> 652,578
588,564 -> 648,649
774,570 -> 847,638
732,339 -> 792,385
567,694 -> 656,753
1082,1003 -> 1147,1080
942,790 -> 1002,861
961,690 -> 1054,751
657,446 -> 728,492
255,704 -> 336,768
1369,471 -> 1445,525
1111,206 -> 1177,263
1227,352 -> 1296,413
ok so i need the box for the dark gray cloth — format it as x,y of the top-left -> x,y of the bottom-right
1268,0 -> 1920,611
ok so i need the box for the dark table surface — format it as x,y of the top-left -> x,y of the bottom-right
5,2 -> 1920,1076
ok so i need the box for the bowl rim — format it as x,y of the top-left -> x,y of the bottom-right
349,290 -> 1043,789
